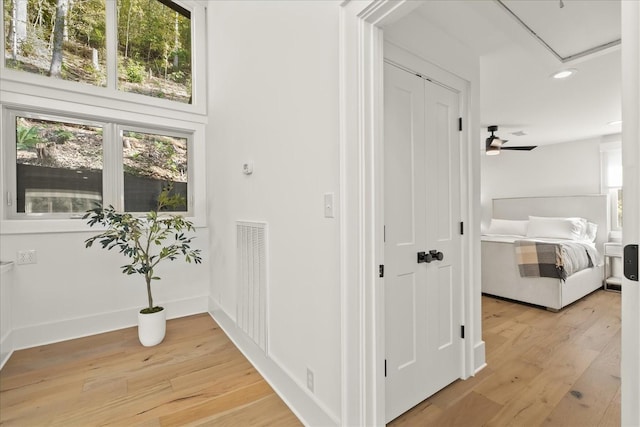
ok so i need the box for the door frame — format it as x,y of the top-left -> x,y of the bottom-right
339,2 -> 479,425
340,1 -> 640,426
621,2 -> 640,426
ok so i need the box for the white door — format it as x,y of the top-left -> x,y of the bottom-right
384,62 -> 463,423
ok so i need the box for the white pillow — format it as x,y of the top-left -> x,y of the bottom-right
485,219 -> 529,236
585,222 -> 598,242
526,216 -> 587,240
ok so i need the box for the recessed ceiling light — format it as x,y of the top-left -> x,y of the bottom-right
608,120 -> 622,126
551,69 -> 577,79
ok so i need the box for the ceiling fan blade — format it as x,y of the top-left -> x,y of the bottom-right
501,146 -> 537,151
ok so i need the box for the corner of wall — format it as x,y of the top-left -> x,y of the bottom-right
208,297 -> 339,427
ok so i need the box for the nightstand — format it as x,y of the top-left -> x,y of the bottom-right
604,242 -> 623,292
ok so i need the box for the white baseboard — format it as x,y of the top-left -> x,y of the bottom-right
474,340 -> 486,373
208,297 -> 338,427
0,330 -> 14,371
11,295 -> 209,351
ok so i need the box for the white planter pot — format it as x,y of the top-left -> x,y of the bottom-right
138,307 -> 166,347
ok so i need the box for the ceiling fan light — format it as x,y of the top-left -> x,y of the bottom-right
486,145 -> 500,155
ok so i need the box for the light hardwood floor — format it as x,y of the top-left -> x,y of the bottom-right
0,313 -> 301,426
391,290 -> 621,426
1,289 -> 620,426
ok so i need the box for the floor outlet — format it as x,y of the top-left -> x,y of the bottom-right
306,368 -> 314,393
17,250 -> 37,265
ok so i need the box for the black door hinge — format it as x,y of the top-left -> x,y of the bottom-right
385,359 -> 387,377
458,117 -> 463,131
461,325 -> 465,339
379,265 -> 384,278
460,222 -> 464,235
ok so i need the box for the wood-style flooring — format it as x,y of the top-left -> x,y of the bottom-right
0,314 -> 301,426
1,289 -> 620,426
391,290 -> 621,426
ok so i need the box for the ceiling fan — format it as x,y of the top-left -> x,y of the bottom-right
485,125 -> 537,155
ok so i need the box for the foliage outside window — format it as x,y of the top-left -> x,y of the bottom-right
3,0 -> 192,104
4,0 -> 107,86
9,110 -> 190,218
117,0 -> 191,103
122,129 -> 188,212
16,115 -> 103,214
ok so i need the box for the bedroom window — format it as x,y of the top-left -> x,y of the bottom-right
601,143 -> 622,230
5,109 -> 191,219
3,0 -> 192,104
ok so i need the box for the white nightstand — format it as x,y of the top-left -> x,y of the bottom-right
603,242 -> 623,292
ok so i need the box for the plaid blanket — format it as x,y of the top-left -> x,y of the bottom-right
514,240 -> 597,281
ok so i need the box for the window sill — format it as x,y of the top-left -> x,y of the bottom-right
0,217 -> 206,235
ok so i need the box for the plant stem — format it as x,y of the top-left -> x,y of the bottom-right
146,273 -> 153,309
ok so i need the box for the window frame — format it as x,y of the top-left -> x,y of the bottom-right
4,107 -> 194,220
117,123 -> 193,214
0,0 -> 206,116
0,0 -> 206,234
6,109 -> 109,220
600,140 -> 623,232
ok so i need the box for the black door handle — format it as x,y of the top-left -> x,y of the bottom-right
624,244 -> 638,281
417,250 -> 444,263
430,250 -> 444,261
417,251 -> 433,263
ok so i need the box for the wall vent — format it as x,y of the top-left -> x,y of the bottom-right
236,221 -> 268,353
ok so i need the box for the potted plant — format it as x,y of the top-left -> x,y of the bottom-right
83,184 -> 202,346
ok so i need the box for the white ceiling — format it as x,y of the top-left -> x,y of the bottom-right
408,0 -> 622,147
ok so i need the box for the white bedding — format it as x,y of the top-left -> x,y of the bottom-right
481,196 -> 609,310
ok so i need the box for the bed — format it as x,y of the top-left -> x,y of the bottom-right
481,195 -> 610,311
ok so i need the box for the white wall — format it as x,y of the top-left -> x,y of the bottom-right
0,230 -> 209,349
206,1 -> 342,422
481,137 -> 604,226
1,263 -> 14,368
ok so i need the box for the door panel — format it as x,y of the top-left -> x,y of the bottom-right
384,62 -> 462,423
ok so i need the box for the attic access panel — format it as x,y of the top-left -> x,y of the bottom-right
497,0 -> 621,62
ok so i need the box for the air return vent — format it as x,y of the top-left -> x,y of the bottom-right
236,221 -> 268,352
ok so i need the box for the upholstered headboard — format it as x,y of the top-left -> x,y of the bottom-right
492,195 -> 610,252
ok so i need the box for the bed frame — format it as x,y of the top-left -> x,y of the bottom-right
481,195 -> 610,311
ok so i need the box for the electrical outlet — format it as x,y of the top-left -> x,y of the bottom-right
306,368 -> 314,393
17,249 -> 37,265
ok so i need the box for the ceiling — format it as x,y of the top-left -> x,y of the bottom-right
409,0 -> 622,147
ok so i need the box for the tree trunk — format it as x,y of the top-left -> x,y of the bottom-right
35,0 -> 44,28
124,0 -> 132,59
63,0 -> 73,42
11,0 -> 28,59
48,0 -> 68,78
173,11 -> 179,68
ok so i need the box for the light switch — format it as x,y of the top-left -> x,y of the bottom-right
324,193 -> 335,218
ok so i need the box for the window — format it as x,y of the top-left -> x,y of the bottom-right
3,0 -> 192,104
4,0 -> 107,86
117,0 -> 191,103
6,109 -> 191,218
600,142 -> 622,230
121,128 -> 188,212
14,114 -> 104,214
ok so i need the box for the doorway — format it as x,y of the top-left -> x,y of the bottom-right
383,61 -> 463,422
